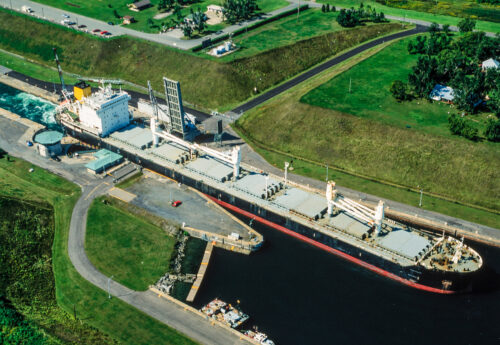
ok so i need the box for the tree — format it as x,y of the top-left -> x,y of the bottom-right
191,8 -> 207,33
448,114 -> 478,140
408,35 -> 427,54
147,18 -> 154,27
222,0 -> 258,24
331,5 -> 336,11
326,4 -> 330,12
321,4 -> 326,12
181,22 -> 193,38
484,118 -> 500,142
390,80 -> 410,102
336,9 -> 360,27
458,18 -> 476,33
408,55 -> 440,97
442,24 -> 451,35
113,9 -> 121,19
428,22 -> 440,34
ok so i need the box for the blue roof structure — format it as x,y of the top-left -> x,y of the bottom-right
34,130 -> 63,145
430,84 -> 455,102
85,149 -> 123,172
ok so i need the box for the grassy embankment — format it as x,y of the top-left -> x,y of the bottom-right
0,7 -> 401,111
234,40 -> 500,229
0,153 -> 198,344
115,171 -> 143,189
32,0 -> 288,33
86,196 -> 176,291
366,0 -> 499,24
320,0 -> 500,33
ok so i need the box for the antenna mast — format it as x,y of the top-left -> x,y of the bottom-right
147,80 -> 159,121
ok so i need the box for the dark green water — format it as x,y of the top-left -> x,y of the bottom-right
0,82 -> 59,130
195,219 -> 500,345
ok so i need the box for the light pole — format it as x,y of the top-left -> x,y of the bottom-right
284,162 -> 289,186
418,186 -> 423,207
107,275 -> 114,299
325,164 -> 328,182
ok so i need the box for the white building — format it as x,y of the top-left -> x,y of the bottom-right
78,86 -> 131,137
482,58 -> 499,70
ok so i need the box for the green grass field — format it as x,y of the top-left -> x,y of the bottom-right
217,9 -> 343,60
86,196 -> 176,291
375,0 -> 499,24
320,0 -> 500,33
32,0 -> 288,33
0,153 -> 198,344
0,8 -> 401,111
301,35 -> 491,138
235,41 -> 500,228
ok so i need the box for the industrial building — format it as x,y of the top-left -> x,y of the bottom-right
34,130 -> 63,157
85,149 -> 123,174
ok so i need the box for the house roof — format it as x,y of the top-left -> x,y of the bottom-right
429,84 -> 455,102
482,58 -> 499,69
85,149 -> 122,171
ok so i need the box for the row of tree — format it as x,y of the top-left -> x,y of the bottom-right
336,4 -> 386,28
390,22 -> 500,141
321,4 -> 336,12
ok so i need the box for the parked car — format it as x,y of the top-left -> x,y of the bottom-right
62,14 -> 70,18
77,24 -> 87,29
67,21 -> 76,25
92,29 -> 101,34
100,30 -> 109,35
107,22 -> 114,25
26,141 -> 33,147
171,200 -> 182,207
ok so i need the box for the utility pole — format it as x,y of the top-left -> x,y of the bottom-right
325,164 -> 328,181
107,275 -> 114,299
297,0 -> 300,22
284,162 -> 289,186
419,188 -> 423,207
42,7 -> 45,18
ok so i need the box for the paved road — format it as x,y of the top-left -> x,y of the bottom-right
0,115 -> 249,345
231,24 -> 427,114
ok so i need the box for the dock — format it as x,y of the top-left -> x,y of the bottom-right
186,242 -> 213,302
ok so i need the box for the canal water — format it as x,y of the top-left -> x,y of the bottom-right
2,81 -> 499,345
195,218 -> 500,345
0,82 -> 59,130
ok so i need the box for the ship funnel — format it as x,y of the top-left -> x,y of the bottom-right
374,200 -> 385,236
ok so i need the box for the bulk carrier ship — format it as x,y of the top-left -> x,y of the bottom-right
55,79 -> 484,294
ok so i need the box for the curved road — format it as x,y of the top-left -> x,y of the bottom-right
69,179 -> 249,345
231,24 -> 427,114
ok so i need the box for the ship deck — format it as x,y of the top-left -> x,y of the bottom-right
71,123 -> 481,273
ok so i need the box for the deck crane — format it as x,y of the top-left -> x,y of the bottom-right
150,120 -> 241,180
52,47 -> 71,101
326,181 -> 385,235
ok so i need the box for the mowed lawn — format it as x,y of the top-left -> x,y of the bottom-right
225,10 -> 343,59
301,35 -> 488,138
86,196 -> 176,291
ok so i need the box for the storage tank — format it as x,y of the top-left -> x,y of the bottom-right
34,130 -> 64,158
